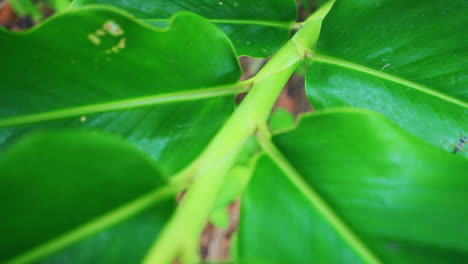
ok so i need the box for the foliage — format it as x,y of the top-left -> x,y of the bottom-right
0,0 -> 467,263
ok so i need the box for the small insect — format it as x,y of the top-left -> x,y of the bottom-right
452,135 -> 467,154
380,63 -> 391,71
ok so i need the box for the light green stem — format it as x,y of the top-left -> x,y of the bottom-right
143,3 -> 335,262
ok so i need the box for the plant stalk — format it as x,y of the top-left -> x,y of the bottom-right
143,3 -> 335,262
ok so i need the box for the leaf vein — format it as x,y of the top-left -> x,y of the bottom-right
0,82 -> 250,128
6,184 -> 180,264
140,18 -> 295,29
256,131 -> 383,264
313,54 -> 468,109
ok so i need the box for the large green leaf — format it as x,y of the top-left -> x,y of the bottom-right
0,130 -> 177,263
306,0 -> 468,157
70,0 -> 298,57
239,109 -> 468,263
0,6 -> 243,176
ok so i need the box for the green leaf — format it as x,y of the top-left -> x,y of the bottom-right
306,0 -> 468,157
71,0 -> 298,57
239,109 -> 468,263
268,108 -> 296,133
211,136 -> 259,211
210,207 -> 231,229
0,6 -> 244,176
48,0 -> 71,12
0,130 -> 178,263
208,138 -> 257,229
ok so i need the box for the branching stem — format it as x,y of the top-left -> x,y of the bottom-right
142,2 -> 335,263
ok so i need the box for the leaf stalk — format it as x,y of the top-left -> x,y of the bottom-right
142,3 -> 336,262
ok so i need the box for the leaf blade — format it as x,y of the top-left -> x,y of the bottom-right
306,0 -> 468,155
239,109 -> 468,263
0,7 -> 243,175
0,130 -> 178,263
71,0 -> 298,57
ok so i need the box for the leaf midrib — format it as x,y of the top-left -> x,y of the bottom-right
7,184 -> 180,264
0,81 -> 250,128
140,18 -> 295,29
256,132 -> 383,264
313,53 -> 468,109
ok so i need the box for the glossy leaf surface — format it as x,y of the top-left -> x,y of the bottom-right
0,7 -> 243,176
71,0 -> 298,57
306,0 -> 468,156
0,130 -> 176,263
268,107 -> 296,133
239,109 -> 468,263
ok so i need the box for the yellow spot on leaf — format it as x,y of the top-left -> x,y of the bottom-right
105,37 -> 126,54
88,34 -> 101,45
96,29 -> 106,36
104,20 -> 124,36
80,116 -> 87,122
117,38 -> 126,49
